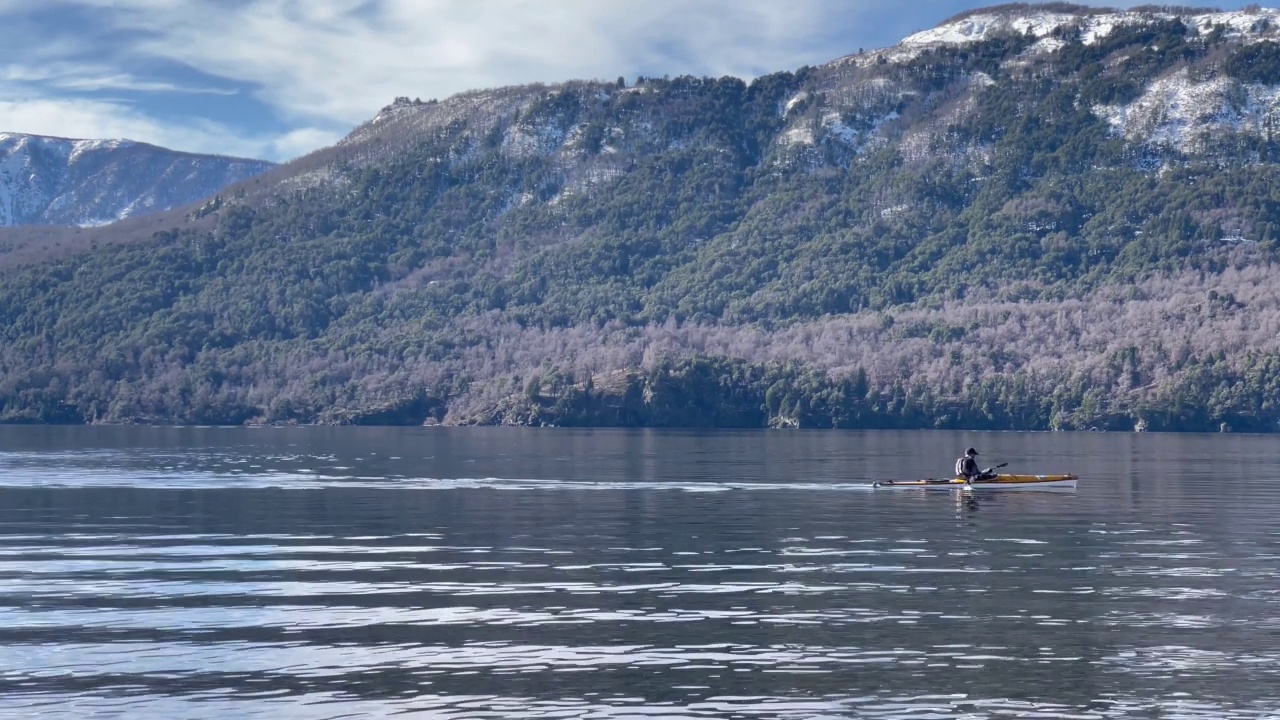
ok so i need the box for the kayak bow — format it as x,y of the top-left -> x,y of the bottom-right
872,473 -> 1078,490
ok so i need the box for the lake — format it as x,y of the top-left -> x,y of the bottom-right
0,426 -> 1278,719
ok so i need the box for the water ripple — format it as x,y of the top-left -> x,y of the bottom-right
3,428 -> 1280,718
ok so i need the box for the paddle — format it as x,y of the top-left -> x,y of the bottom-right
968,462 -> 1008,485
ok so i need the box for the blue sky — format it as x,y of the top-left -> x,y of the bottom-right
0,0 -> 1263,162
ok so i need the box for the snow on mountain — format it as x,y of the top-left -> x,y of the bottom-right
216,4 -> 1280,210
804,5 -> 1280,162
0,133 -> 274,228
1094,68 -> 1280,155
901,10 -> 1089,47
896,5 -> 1280,157
903,7 -> 1280,48
808,6 -> 1280,74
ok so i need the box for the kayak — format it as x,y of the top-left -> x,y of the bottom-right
872,473 -> 1078,490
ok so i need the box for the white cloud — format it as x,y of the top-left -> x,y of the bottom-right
53,74 -> 238,95
0,96 -> 295,159
6,0 -> 874,149
96,0 -> 863,125
3,0 -> 887,160
2,62 -> 236,94
269,126 -> 346,161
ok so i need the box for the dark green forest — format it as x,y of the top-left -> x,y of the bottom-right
3,6 -> 1280,431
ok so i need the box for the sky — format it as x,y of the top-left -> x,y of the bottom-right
0,0 -> 1265,163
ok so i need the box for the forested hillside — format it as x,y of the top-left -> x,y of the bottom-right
3,3 -> 1280,431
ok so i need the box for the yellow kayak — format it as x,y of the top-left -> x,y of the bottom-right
873,473 -> 1078,490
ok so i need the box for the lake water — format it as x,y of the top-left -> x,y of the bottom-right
0,426 -> 1278,719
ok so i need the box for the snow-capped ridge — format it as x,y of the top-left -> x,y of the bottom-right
0,131 -> 274,228
254,7 -> 1280,211
900,5 -> 1280,55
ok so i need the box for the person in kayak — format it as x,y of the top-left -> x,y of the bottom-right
955,448 -> 996,483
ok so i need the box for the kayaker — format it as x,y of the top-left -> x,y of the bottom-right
955,447 -> 993,482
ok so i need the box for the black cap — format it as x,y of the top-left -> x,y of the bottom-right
966,447 -> 978,455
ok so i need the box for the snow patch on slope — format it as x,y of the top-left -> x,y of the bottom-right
1187,9 -> 1280,36
901,11 -> 1084,47
0,131 -> 273,227
895,8 -> 1280,62
782,124 -> 816,146
68,138 -> 132,163
1093,68 -> 1280,154
0,133 -> 54,227
785,92 -> 810,113
505,120 -> 567,158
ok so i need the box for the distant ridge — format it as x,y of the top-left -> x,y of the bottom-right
0,132 -> 274,228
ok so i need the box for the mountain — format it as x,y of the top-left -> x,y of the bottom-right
3,3 -> 1280,431
0,132 -> 274,227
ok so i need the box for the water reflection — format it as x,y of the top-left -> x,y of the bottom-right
1,427 -> 1279,718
